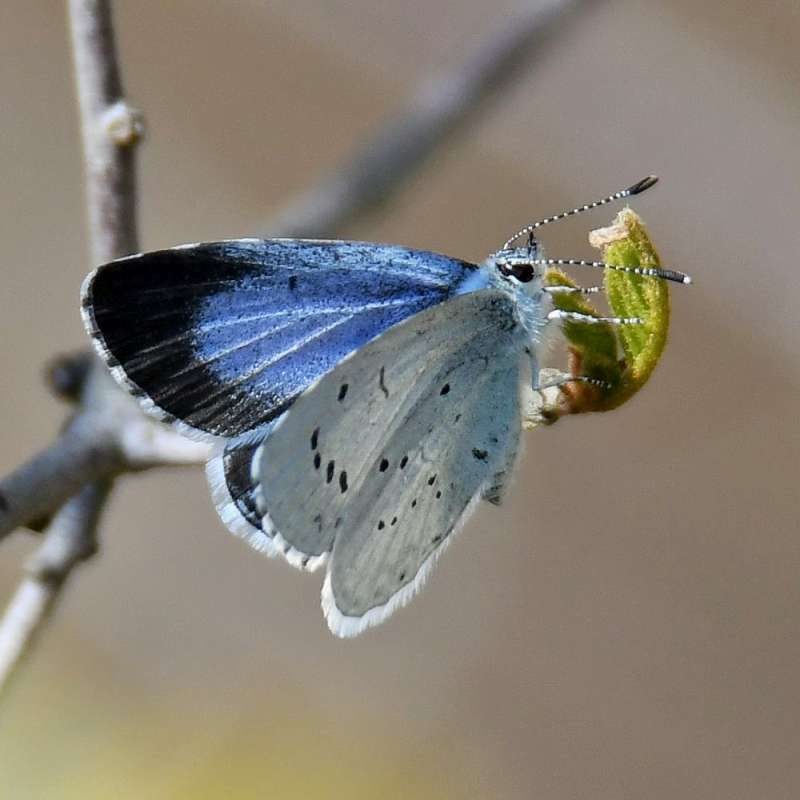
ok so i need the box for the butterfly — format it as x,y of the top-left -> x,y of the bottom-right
81,177 -> 689,637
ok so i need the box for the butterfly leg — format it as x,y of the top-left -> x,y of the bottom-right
542,285 -> 602,296
547,309 -> 644,325
536,374 -> 611,391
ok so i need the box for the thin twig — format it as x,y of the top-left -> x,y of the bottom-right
0,482 -> 110,694
0,367 -> 211,543
0,417 -> 119,542
0,0 -> 140,696
269,0 -> 584,237
68,0 -> 140,265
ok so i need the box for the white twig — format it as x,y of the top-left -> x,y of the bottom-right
0,359 -> 211,543
0,482 -> 110,695
0,0 -> 141,696
0,416 -> 119,542
68,0 -> 141,265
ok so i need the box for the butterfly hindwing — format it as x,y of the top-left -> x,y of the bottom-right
252,289 -> 523,636
81,239 -> 477,440
205,424 -> 282,557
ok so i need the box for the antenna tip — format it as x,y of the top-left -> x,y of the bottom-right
627,175 -> 659,195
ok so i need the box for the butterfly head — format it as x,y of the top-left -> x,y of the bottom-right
480,243 -> 552,342
489,176 -> 691,290
491,245 -> 545,287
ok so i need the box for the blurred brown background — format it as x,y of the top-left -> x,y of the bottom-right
1,1 -> 798,798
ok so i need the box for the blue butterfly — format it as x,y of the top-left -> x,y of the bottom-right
81,177 -> 688,636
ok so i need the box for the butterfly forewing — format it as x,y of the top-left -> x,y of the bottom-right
253,289 -> 523,635
82,239 -> 476,439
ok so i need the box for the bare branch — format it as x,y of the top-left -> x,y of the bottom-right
0,482 -> 110,697
68,0 -> 142,264
0,0 -> 141,693
0,381 -> 211,542
269,0 -> 585,238
0,415 -> 119,541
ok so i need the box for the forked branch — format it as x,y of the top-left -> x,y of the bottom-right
0,0 -> 141,695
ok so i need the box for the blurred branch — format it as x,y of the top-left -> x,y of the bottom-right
0,369 -> 212,544
0,482 -> 110,693
0,0 -> 143,696
269,0 -> 585,237
0,0 -> 588,696
0,416 -> 119,542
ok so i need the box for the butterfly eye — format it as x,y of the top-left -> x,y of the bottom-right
497,262 -> 534,283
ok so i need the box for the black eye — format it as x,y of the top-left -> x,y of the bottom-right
512,263 -> 534,282
498,262 -> 534,283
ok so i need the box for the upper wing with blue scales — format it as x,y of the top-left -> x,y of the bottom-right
81,239 -> 477,439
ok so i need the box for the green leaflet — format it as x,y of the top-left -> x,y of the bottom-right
543,208 -> 671,416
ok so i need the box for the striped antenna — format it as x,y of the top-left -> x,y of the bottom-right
533,257 -> 691,285
502,176 -> 659,250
